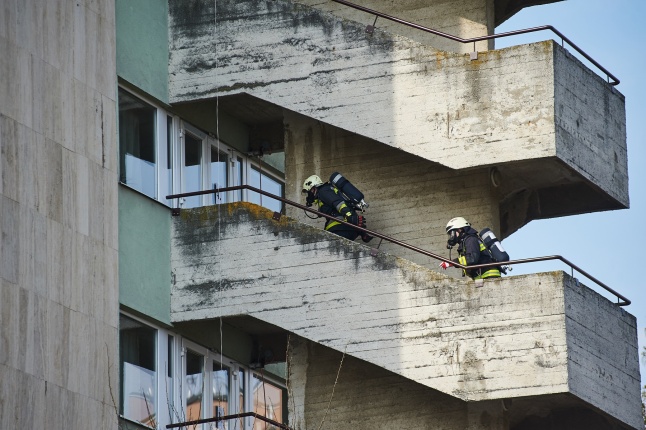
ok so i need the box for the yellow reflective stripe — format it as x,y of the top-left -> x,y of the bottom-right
325,220 -> 342,230
458,256 -> 467,276
475,269 -> 501,280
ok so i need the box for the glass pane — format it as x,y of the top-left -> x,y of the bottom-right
183,133 -> 202,208
119,315 -> 157,427
118,89 -> 157,198
210,147 -> 228,205
232,157 -> 243,202
167,335 -> 174,398
248,168 -> 283,213
251,374 -> 285,430
186,350 -> 204,422
165,116 -> 174,206
239,369 -> 246,429
213,363 -> 230,429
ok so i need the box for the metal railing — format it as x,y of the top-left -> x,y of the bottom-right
167,185 -> 630,306
166,411 -> 291,430
331,0 -> 619,86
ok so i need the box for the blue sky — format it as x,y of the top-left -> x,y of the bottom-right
495,0 -> 646,386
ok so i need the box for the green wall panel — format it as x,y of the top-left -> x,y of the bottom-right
119,186 -> 171,325
116,0 -> 169,103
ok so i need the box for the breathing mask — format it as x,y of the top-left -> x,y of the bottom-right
304,190 -> 316,207
446,229 -> 459,249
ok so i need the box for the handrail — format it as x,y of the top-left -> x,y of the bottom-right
166,411 -> 291,429
331,0 -> 620,86
167,185 -> 630,306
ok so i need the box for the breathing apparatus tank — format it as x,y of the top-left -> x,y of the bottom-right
479,228 -> 510,263
329,172 -> 369,212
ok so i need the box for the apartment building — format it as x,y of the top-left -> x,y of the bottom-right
0,0 -> 639,429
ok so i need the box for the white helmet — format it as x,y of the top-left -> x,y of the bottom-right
446,217 -> 470,233
302,175 -> 324,192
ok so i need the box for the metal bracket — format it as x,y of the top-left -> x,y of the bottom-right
470,51 -> 478,61
366,15 -> 378,35
272,212 -> 282,221
172,208 -> 181,216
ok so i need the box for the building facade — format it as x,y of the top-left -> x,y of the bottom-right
0,0 -> 640,429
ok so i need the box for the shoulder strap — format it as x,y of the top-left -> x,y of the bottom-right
476,232 -> 498,261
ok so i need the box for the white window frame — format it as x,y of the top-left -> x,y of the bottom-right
119,312 -> 286,430
178,122 -> 207,208
118,312 -> 163,429
165,114 -> 181,207
244,158 -> 285,213
118,86 -> 179,204
207,138 -> 234,206
118,86 -> 286,211
180,339 -> 253,430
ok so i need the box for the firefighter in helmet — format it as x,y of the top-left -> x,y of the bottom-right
440,217 -> 501,279
302,174 -> 372,242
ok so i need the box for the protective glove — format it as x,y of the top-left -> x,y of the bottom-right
439,261 -> 453,270
357,215 -> 366,228
346,211 -> 359,225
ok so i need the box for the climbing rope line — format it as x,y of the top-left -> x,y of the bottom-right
317,346 -> 347,430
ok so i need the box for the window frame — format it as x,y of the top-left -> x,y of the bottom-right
244,159 -> 285,213
117,86 -> 286,211
118,87 -> 179,203
118,312 -> 287,430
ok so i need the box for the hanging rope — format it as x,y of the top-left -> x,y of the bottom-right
317,346 -> 347,430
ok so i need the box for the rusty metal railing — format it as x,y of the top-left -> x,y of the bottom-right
331,0 -> 619,86
167,185 -> 630,306
166,411 -> 291,429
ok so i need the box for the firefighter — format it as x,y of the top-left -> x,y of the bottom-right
439,217 -> 501,279
302,174 -> 372,242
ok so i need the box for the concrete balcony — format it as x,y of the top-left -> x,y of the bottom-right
170,203 -> 641,429
168,0 -> 628,236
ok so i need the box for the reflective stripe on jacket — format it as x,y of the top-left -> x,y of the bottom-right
457,228 -> 501,280
314,184 -> 354,230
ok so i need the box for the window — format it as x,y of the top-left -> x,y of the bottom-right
247,165 -> 284,213
185,349 -> 205,422
210,146 -> 229,206
213,362 -> 230,429
118,314 -> 287,430
119,89 -> 157,198
118,88 -> 175,203
165,116 -> 175,206
251,373 -> 286,430
119,314 -> 157,427
118,86 -> 285,211
182,129 -> 204,209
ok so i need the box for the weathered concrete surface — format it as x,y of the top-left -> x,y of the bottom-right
0,0 -> 119,429
168,0 -> 628,210
288,335 -> 473,430
295,0 -> 495,53
284,111 -> 501,272
170,203 -> 641,428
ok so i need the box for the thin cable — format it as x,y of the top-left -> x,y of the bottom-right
212,6 -> 226,429
317,347 -> 346,430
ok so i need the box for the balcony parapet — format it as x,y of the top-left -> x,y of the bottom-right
169,0 -> 628,218
170,203 -> 641,429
